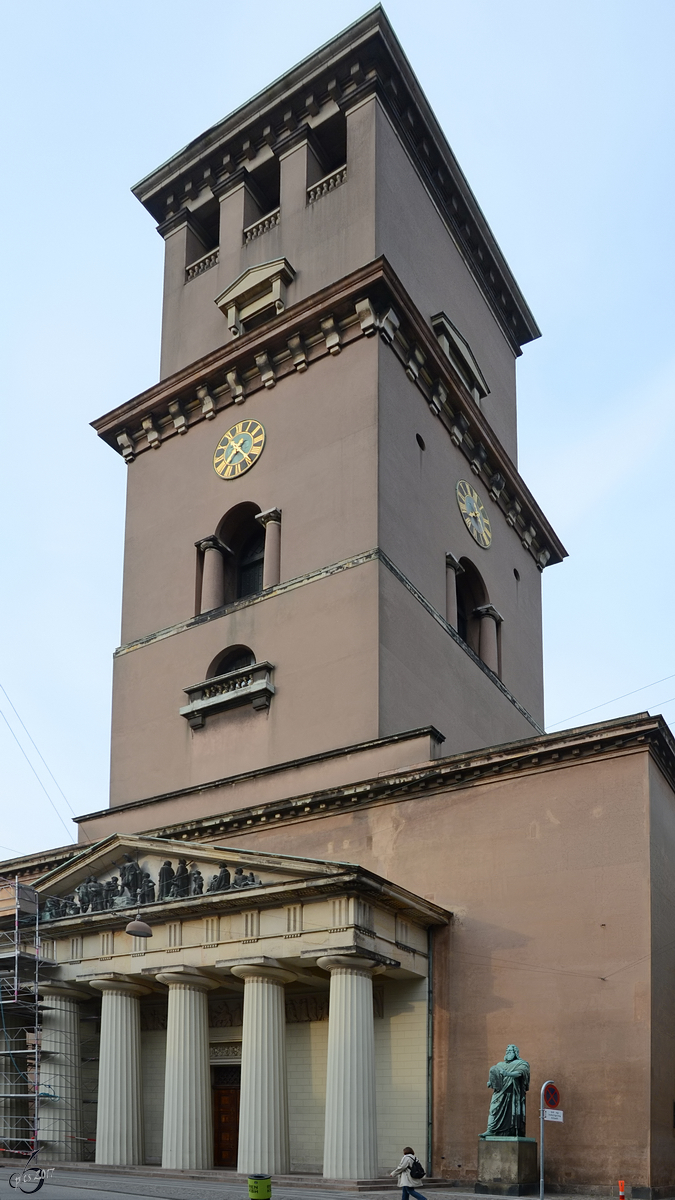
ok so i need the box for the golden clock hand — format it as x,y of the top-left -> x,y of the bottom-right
224,436 -> 249,463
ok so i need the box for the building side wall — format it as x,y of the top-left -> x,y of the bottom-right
120,338 -> 379,645
373,101 -> 519,464
141,1029 -> 166,1165
208,749 -> 653,1189
287,1020 -> 328,1173
376,977 -> 428,1176
110,560 -> 380,806
376,345 -> 544,725
378,565 -> 537,751
648,758 -> 675,1188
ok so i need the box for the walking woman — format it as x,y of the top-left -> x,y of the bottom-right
390,1146 -> 427,1200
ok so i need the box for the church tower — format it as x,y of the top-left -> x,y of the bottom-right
94,7 -> 565,814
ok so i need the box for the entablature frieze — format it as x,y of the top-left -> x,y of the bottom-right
91,257 -> 565,572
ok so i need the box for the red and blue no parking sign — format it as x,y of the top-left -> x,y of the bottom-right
544,1083 -> 560,1108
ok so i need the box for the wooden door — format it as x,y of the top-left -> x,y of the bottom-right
213,1086 -> 241,1167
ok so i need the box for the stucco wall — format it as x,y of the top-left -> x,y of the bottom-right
207,747 -> 654,1189
648,758 -> 675,1188
141,1029 -> 166,1164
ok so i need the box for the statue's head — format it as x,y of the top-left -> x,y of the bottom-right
504,1044 -> 520,1062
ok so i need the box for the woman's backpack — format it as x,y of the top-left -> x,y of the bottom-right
409,1157 -> 426,1180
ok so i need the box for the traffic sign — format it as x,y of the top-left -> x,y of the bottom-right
544,1083 -> 560,1108
544,1109 -> 563,1122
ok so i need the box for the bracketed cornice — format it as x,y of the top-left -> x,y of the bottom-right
92,256 -> 566,570
131,6 -> 539,353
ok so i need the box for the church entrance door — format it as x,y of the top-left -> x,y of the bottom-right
213,1065 -> 241,1168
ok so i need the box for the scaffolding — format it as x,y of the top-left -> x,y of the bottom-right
0,875 -> 43,1159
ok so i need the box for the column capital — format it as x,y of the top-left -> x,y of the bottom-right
194,533 -> 232,556
474,603 -> 503,624
445,551 -> 464,574
40,982 -> 91,1002
155,968 -> 220,992
230,958 -> 296,984
89,974 -> 151,998
255,507 -> 282,528
316,954 -> 383,975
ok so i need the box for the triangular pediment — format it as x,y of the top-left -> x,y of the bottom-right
215,258 -> 295,311
35,834 -> 359,923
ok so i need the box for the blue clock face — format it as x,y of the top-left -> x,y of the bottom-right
456,479 -> 492,548
213,420 -> 266,479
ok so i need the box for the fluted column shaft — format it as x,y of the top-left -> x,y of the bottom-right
319,955 -> 378,1180
445,553 -> 463,628
90,978 -> 148,1165
475,605 -> 502,675
256,508 -> 282,590
39,986 -> 87,1161
232,964 -> 294,1174
201,546 -> 225,612
156,971 -> 214,1170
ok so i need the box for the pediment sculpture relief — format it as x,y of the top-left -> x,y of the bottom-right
42,853 -> 262,921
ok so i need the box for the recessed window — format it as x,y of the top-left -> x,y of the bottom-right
416,433 -> 426,451
513,568 -> 520,582
238,529 -> 265,599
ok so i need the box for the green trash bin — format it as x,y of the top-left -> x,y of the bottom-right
248,1175 -> 272,1200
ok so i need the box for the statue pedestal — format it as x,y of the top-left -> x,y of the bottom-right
475,1136 -> 538,1196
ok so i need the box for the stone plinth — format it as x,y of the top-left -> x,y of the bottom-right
476,1137 -> 538,1196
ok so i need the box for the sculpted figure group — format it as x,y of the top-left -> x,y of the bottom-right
42,853 -> 261,920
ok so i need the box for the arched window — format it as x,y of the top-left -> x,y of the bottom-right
216,502 -> 264,605
208,645 -> 255,678
456,558 -> 488,656
237,529 -> 264,599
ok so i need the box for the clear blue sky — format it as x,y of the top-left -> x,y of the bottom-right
2,0 -> 674,857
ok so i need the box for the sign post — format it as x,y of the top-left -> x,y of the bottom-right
539,1081 -> 562,1200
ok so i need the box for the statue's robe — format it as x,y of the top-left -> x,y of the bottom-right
483,1057 -> 530,1137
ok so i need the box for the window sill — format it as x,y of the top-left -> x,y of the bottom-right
180,661 -> 275,729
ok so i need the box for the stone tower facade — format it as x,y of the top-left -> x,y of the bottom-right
94,7 -> 565,813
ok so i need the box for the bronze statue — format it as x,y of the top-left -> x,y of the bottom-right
140,872 -> 155,904
480,1045 -> 530,1138
158,861 -> 174,901
173,858 -> 189,898
190,868 -> 204,895
214,864 -> 231,891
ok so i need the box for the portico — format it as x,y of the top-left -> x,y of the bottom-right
35,836 -> 448,1177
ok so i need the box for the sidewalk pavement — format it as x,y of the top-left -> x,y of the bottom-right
0,1166 -> 612,1200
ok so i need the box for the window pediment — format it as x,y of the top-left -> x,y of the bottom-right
215,258 -> 295,338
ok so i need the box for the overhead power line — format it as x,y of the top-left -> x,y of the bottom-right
0,683 -> 77,816
0,699 -> 75,844
547,670 -> 675,729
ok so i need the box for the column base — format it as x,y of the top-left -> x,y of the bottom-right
475,1136 -> 538,1195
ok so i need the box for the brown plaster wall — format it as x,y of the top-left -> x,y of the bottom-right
194,749 -> 653,1189
120,337 -> 378,645
648,758 -> 675,1187
373,101 -> 519,463
376,344 -> 544,724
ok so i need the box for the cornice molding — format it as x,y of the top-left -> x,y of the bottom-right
92,257 -> 565,568
130,7 -> 538,352
76,714 -> 675,848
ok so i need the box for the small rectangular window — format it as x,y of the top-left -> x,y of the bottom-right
331,898 -> 348,928
70,936 -> 83,961
100,931 -> 114,957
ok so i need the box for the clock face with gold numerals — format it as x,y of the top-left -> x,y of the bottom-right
456,479 -> 492,548
213,420 -> 266,480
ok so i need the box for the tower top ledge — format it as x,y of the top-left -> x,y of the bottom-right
132,5 -> 540,353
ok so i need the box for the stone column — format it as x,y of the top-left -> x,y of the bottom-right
156,969 -> 217,1170
39,984 -> 88,1161
474,604 -> 503,675
196,535 -> 230,613
231,962 -> 296,1175
89,977 -> 149,1165
445,552 -> 464,628
256,508 -> 282,589
318,955 -> 378,1181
